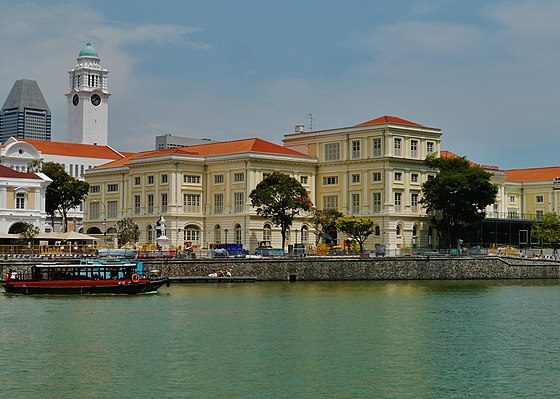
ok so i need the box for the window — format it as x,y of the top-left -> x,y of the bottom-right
536,195 -> 544,203
134,195 -> 141,214
375,226 -> 381,236
300,176 -> 309,185
106,200 -> 117,219
214,193 -> 224,214
184,225 -> 200,243
351,174 -> 360,184
263,224 -> 272,242
215,225 -> 222,244
396,224 -> 402,236
80,165 -> 84,177
410,140 -> 418,158
107,184 -> 118,192
161,174 -> 168,184
184,175 -> 201,184
536,210 -> 544,220
234,192 -> 244,213
90,185 -> 100,193
510,196 -> 516,203
411,173 -> 419,183
372,172 -> 382,182
234,173 -> 245,182
235,224 -> 242,245
394,138 -> 402,156
351,140 -> 360,159
508,210 -> 518,219
411,193 -> 419,213
372,137 -> 382,157
15,192 -> 25,209
147,194 -> 154,214
147,176 -> 154,185
427,142 -> 435,154
323,176 -> 338,185
323,195 -> 338,210
394,172 -> 402,181
324,143 -> 340,161
161,193 -> 168,213
394,192 -> 402,212
90,201 -> 100,219
372,192 -> 382,213
351,193 -> 360,214
184,194 -> 201,213
134,177 -> 141,186
214,174 -> 224,184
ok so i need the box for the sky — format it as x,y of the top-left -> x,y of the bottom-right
0,0 -> 559,169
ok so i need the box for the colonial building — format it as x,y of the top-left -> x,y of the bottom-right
66,43 -> 110,146
283,115 -> 442,251
0,165 -> 51,235
0,79 -> 51,143
83,138 -> 316,251
0,138 -> 125,232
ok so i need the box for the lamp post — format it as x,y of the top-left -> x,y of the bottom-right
92,200 -> 106,247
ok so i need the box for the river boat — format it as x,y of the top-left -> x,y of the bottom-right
2,260 -> 170,295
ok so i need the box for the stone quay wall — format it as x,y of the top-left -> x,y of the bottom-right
141,256 -> 560,281
1,256 -> 559,281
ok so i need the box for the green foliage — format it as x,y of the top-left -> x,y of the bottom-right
18,222 -> 40,243
336,216 -> 375,253
421,155 -> 497,248
532,213 -> 560,252
310,208 -> 342,243
116,218 -> 140,248
250,171 -> 313,249
40,162 -> 90,232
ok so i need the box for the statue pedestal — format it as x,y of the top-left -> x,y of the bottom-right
157,235 -> 170,251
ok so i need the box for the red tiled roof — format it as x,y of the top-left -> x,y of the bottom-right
96,138 -> 308,169
0,164 -> 41,179
21,139 -> 124,160
506,167 -> 560,183
356,115 -> 423,127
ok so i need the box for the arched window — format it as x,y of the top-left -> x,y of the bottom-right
184,225 -> 200,243
412,225 -> 418,238
375,226 -> 381,236
263,224 -> 271,242
214,224 -> 221,244
396,224 -> 402,237
234,224 -> 242,245
147,225 -> 153,243
301,225 -> 309,245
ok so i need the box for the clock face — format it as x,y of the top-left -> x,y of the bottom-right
91,94 -> 101,106
72,94 -> 79,106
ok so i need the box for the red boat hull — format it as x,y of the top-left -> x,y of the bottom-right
3,278 -> 168,295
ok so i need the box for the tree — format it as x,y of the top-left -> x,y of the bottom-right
250,171 -> 313,249
116,218 -> 140,248
310,208 -> 342,244
336,216 -> 375,253
532,213 -> 560,257
40,162 -> 90,232
18,222 -> 40,244
421,155 -> 497,248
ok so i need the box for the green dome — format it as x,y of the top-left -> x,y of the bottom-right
78,42 -> 99,58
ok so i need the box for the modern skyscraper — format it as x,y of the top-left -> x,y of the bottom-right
66,43 -> 110,146
0,79 -> 52,143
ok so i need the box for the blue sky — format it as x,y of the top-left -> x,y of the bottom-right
1,0 -> 559,169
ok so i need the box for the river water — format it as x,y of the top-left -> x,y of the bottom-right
1,280 -> 560,398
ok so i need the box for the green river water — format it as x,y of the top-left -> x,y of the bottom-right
1,280 -> 560,398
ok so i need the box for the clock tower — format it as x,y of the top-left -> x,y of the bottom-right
66,43 -> 110,145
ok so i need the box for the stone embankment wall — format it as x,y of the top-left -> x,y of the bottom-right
142,256 -> 560,281
1,257 -> 559,281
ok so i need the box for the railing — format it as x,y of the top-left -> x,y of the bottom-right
486,212 -> 542,221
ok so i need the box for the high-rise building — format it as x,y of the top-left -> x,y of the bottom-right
66,43 -> 110,146
0,79 -> 52,143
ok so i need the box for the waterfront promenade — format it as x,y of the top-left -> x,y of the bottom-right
2,256 -> 559,281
